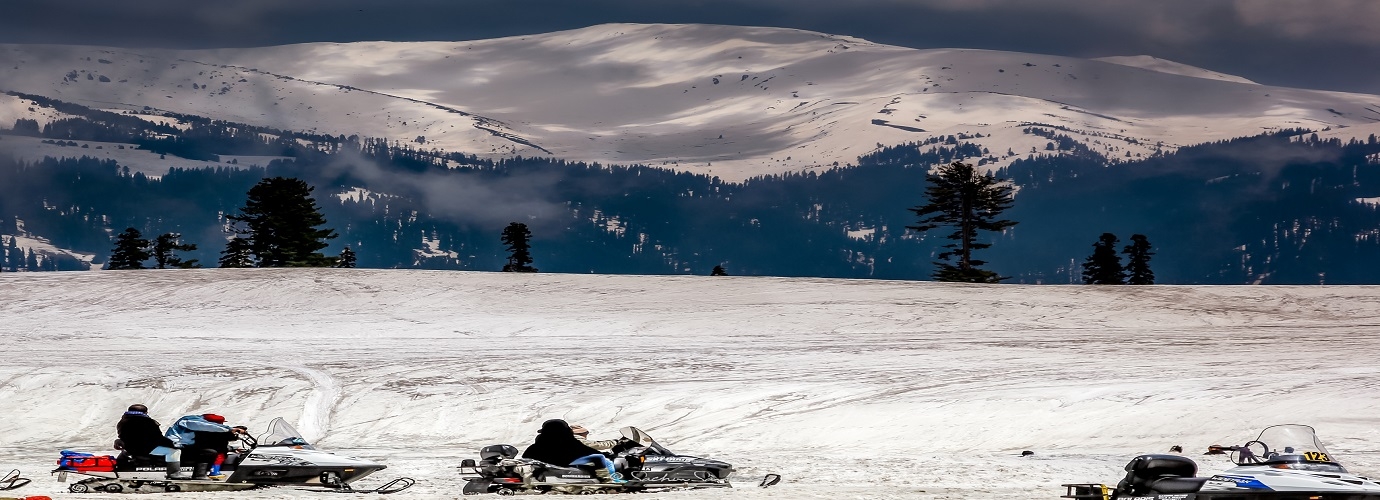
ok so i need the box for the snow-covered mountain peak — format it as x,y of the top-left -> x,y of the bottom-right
2,23 -> 1378,181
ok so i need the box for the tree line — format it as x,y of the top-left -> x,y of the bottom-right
104,176 -> 541,273
6,92 -> 1380,282
904,161 -> 1155,284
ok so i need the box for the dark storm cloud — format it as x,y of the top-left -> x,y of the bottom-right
3,0 -> 1378,93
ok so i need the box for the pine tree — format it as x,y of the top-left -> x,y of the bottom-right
152,232 -> 200,269
218,237 -> 254,268
227,177 -> 338,267
1123,234 -> 1155,285
711,265 -> 728,276
24,248 -> 38,271
337,246 -> 357,268
906,161 -> 1017,282
107,227 -> 151,270
500,222 -> 537,272
7,236 -> 20,272
1082,232 -> 1126,284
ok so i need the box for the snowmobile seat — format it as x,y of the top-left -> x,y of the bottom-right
479,445 -> 519,465
1148,476 -> 1209,494
1115,454 -> 1198,496
115,451 -> 166,470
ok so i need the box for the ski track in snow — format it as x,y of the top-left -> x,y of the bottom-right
284,364 -> 341,445
0,269 -> 1378,499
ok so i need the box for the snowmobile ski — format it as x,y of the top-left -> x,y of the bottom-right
758,473 -> 782,488
0,470 -> 29,491
317,476 -> 416,494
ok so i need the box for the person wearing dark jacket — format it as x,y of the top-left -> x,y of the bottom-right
521,419 -> 625,484
116,404 -> 188,479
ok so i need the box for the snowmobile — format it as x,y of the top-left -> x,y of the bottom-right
458,426 -> 735,495
1062,424 -> 1380,499
53,417 -> 413,494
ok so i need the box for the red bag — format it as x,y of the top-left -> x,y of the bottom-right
57,455 -> 116,472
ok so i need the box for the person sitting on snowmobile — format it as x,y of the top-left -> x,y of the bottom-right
193,415 -> 240,478
165,413 -> 233,480
522,419 -> 626,484
116,404 -> 186,480
570,424 -> 623,451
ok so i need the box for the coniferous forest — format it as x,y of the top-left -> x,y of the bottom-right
3,93 -> 1380,284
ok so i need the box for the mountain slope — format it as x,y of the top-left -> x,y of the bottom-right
3,24 -> 1380,180
1092,55 -> 1259,84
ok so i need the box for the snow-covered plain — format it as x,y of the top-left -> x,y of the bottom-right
3,24 -> 1380,180
1,269 -> 1378,498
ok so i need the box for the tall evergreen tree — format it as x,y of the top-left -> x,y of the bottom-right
219,237 -> 255,268
227,177 -> 338,267
337,246 -> 357,268
152,232 -> 200,269
25,248 -> 38,272
906,161 -> 1017,282
107,227 -> 151,270
1123,234 -> 1155,285
7,237 -> 20,272
711,264 -> 728,276
500,222 -> 537,272
1082,232 -> 1126,284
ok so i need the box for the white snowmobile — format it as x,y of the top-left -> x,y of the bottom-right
1063,424 -> 1380,499
458,426 -> 735,495
54,417 -> 413,494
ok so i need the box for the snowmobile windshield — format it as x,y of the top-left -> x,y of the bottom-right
1235,424 -> 1342,471
259,417 -> 314,449
620,426 -> 676,456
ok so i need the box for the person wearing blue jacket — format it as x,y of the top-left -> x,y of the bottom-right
165,414 -> 233,479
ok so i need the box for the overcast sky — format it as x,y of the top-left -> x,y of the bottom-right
4,0 -> 1378,94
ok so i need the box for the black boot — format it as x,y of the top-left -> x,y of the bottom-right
192,463 -> 209,480
166,462 -> 191,480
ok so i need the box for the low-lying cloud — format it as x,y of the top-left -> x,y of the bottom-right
321,149 -> 567,231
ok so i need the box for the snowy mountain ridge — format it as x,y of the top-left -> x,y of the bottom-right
1092,55 -> 1260,85
3,23 -> 1380,181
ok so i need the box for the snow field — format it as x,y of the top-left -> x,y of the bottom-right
0,270 -> 1378,498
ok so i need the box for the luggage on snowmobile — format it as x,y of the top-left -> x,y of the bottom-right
1062,424 -> 1380,500
458,426 -> 734,495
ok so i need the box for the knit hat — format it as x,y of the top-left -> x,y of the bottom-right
203,414 -> 226,424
